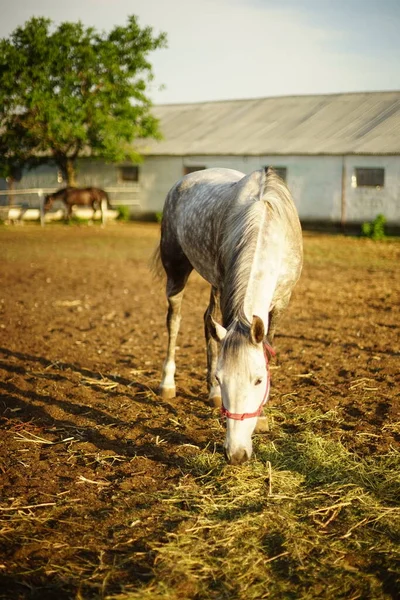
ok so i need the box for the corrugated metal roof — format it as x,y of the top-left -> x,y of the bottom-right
142,91 -> 400,156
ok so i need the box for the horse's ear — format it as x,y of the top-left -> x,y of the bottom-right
250,315 -> 265,345
206,314 -> 227,342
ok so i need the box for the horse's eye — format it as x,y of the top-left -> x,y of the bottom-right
215,375 -> 221,385
255,377 -> 263,386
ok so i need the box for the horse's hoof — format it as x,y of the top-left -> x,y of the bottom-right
254,416 -> 269,433
209,395 -> 222,409
159,387 -> 176,400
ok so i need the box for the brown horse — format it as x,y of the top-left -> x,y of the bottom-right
43,187 -> 112,223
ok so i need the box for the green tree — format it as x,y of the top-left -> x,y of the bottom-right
0,122 -> 35,203
0,16 -> 167,186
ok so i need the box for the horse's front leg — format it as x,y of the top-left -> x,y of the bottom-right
254,299 -> 289,434
160,290 -> 184,399
204,286 -> 222,408
100,198 -> 107,227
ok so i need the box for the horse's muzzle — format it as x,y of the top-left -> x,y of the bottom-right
224,447 -> 249,465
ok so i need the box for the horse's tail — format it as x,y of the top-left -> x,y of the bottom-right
101,189 -> 112,209
261,167 -> 299,224
106,191 -> 112,209
150,243 -> 164,279
260,166 -> 303,294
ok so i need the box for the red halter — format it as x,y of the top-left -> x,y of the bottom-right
221,343 -> 275,421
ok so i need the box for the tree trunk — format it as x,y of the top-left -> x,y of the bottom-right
65,159 -> 77,187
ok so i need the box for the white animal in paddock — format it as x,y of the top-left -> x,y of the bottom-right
155,167 -> 303,465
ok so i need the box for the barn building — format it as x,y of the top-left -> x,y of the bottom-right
1,91 -> 400,228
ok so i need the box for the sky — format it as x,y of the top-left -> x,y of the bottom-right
0,0 -> 399,105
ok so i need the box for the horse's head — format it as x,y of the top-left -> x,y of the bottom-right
207,315 -> 271,465
43,194 -> 54,212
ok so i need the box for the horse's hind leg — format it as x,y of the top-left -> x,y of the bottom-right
159,250 -> 193,400
100,199 -> 107,227
204,286 -> 222,408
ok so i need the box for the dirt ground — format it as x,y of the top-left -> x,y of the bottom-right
0,224 -> 399,599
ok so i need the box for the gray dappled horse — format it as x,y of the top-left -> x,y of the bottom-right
43,186 -> 111,225
156,167 -> 303,465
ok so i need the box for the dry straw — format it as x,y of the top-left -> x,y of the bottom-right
112,422 -> 399,600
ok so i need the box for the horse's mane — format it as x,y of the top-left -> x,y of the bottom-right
219,200 -> 263,328
53,187 -> 70,197
219,168 -> 294,328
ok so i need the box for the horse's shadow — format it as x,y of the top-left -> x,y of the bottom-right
0,346 -> 212,468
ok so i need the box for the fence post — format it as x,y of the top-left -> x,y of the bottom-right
38,190 -> 45,227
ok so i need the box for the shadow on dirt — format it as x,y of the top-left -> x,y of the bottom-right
0,345 -> 217,470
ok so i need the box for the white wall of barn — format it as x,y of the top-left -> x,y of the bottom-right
1,154 -> 399,224
140,154 -> 344,220
140,154 -> 400,225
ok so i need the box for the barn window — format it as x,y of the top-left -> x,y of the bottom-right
265,166 -> 287,181
353,168 -> 384,188
183,165 -> 206,175
118,166 -> 139,182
